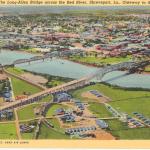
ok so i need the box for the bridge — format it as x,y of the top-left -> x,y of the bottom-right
86,60 -> 150,80
11,49 -> 84,66
0,60 -> 149,113
0,77 -> 88,112
0,49 -> 84,68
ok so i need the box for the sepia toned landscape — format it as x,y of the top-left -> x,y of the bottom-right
0,6 -> 150,140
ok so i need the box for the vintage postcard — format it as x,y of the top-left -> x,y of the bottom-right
0,1 -> 150,148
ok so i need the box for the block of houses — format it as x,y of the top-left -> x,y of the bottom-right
55,108 -> 65,115
53,92 -> 71,103
96,119 -> 108,129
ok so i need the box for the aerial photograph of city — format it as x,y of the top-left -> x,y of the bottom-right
0,6 -> 150,140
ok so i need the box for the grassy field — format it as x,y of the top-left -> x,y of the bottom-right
11,77 -> 41,96
46,104 -> 68,117
17,104 -> 41,120
46,80 -> 65,87
71,83 -> 150,139
112,128 -> 150,139
7,67 -> 71,89
40,95 -> 53,103
17,95 -> 52,120
88,102 -> 112,118
38,124 -> 70,139
106,120 -> 128,131
7,67 -> 42,96
24,48 -> 39,53
69,55 -> 132,65
20,120 -> 37,139
38,117 -> 70,139
106,120 -> 150,139
21,122 -> 36,139
48,118 -> 61,129
71,84 -> 150,116
110,98 -> 150,117
6,67 -> 24,75
0,123 -> 17,139
21,132 -> 34,139
21,126 -> 35,139
21,118 -> 70,139
44,75 -> 72,88
145,65 -> 150,72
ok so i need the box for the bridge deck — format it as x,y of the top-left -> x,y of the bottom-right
0,60 -> 149,112
0,77 -> 88,111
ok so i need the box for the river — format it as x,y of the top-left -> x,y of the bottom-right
0,50 -> 150,89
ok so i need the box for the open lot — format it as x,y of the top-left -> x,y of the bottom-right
145,65 -> 150,72
11,76 -> 41,96
21,132 -> 34,139
69,55 -> 132,66
38,118 -> 70,139
21,73 -> 48,85
38,124 -> 70,139
82,91 -> 109,103
46,104 -> 68,117
17,95 -> 52,120
6,67 -> 48,84
0,123 -> 17,139
110,98 -> 150,117
6,67 -> 24,76
106,119 -> 150,139
17,104 -> 41,120
46,80 -> 65,87
88,102 -> 112,118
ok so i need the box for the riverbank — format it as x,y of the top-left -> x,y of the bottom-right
1,49 -> 41,56
64,58 -> 103,68
6,67 -> 73,88
24,70 -> 73,88
67,56 -> 150,76
1,50 -> 150,89
2,49 -> 150,75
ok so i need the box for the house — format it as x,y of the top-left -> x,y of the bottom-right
60,114 -> 75,122
53,92 -> 71,103
55,108 -> 65,115
142,50 -> 150,56
20,124 -> 35,133
34,105 -> 46,116
3,91 -> 12,102
96,119 -> 108,129
0,110 -> 13,120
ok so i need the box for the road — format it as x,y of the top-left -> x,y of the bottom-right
0,76 -> 87,112
14,108 -> 21,140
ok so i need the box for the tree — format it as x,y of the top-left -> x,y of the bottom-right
18,29 -> 22,34
48,76 -> 53,82
95,53 -> 98,58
